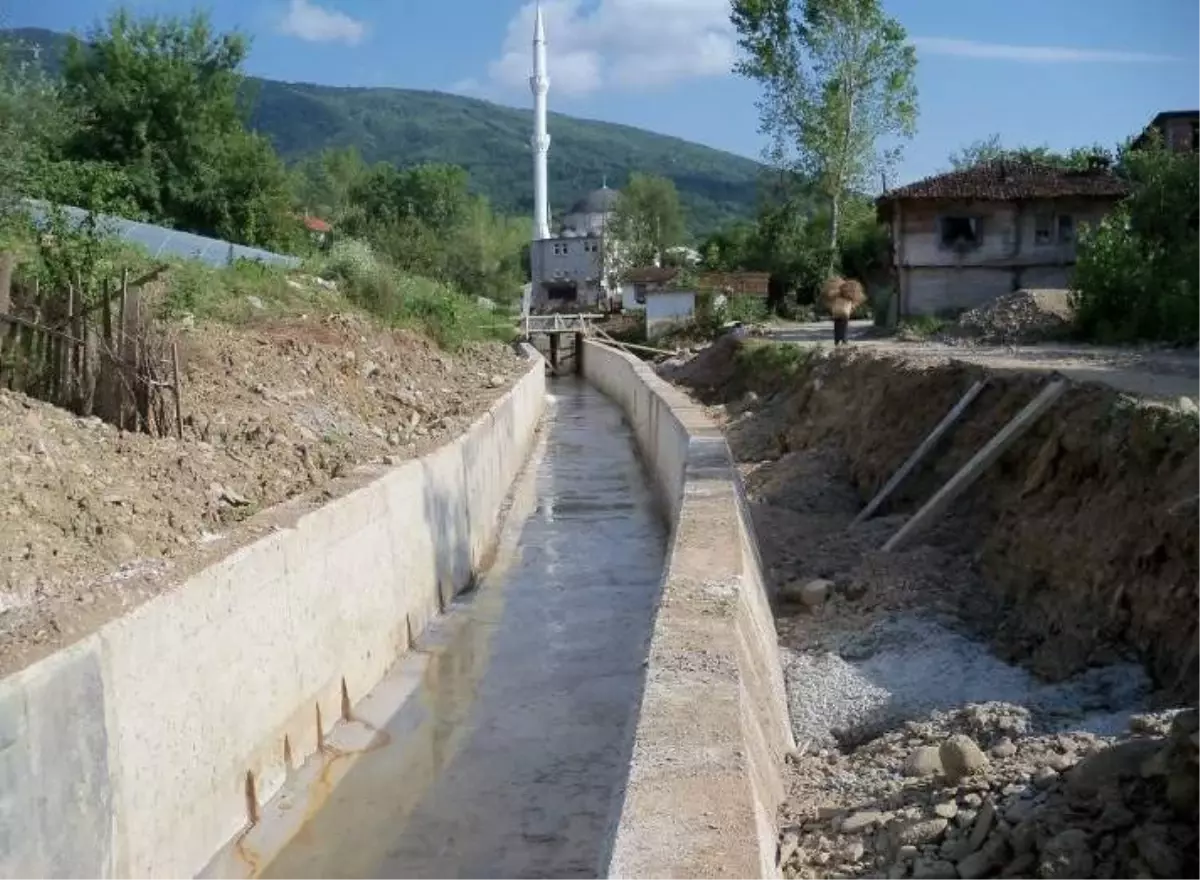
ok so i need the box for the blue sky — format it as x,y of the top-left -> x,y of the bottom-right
7,0 -> 1198,184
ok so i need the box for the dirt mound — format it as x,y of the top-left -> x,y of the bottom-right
943,289 -> 1074,345
0,314 -> 525,675
656,333 -> 742,394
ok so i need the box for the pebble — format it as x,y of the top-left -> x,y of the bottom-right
990,737 -> 1017,759
932,801 -> 958,820
840,810 -> 886,834
894,817 -> 949,848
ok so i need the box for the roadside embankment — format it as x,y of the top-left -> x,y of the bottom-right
0,314 -> 528,676
0,348 -> 545,879
582,339 -> 794,879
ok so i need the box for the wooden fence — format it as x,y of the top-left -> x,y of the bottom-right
0,264 -> 185,438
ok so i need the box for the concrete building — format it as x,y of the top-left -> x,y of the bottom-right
876,159 -> 1129,318
529,187 -> 619,311
1133,110 -> 1199,153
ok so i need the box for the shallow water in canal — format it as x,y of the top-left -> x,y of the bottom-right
261,378 -> 667,879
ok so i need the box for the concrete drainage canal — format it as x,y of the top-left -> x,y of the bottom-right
207,378 -> 668,878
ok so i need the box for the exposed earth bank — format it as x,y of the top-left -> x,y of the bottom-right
660,337 -> 1198,880
0,313 -> 525,676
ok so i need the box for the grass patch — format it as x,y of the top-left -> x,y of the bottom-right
897,314 -> 948,339
731,339 -> 819,396
313,238 -> 514,351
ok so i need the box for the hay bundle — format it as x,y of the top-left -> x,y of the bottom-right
821,276 -> 866,319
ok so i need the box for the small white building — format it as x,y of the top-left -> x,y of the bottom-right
621,267 -> 696,338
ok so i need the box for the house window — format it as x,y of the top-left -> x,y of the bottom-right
552,242 -> 570,256
939,216 -> 981,250
583,241 -> 599,253
1057,215 -> 1075,245
634,284 -> 647,305
1034,213 -> 1054,246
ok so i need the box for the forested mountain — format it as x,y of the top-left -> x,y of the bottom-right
7,27 -> 764,235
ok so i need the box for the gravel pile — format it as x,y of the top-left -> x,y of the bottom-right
777,705 -> 1199,880
942,290 -> 1074,345
782,615 -> 1150,753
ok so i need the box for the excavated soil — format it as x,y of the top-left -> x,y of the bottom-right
662,338 -> 1198,880
0,313 -> 525,676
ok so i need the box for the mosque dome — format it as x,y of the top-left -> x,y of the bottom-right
568,187 -> 619,217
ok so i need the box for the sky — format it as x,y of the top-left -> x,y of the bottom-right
5,0 -> 1198,185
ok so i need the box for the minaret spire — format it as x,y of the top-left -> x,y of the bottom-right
530,2 -> 551,241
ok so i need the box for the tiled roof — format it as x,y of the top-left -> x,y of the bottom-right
878,160 -> 1130,204
625,266 -> 680,284
302,215 -> 333,233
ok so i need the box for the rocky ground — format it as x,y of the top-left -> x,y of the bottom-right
777,705 -> 1198,880
0,312 -> 526,676
671,339 -> 1197,880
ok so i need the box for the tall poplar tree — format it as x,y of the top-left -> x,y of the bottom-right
732,0 -> 918,271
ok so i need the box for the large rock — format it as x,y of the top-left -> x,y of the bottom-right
893,817 -> 950,848
1066,739 -> 1160,797
940,735 -> 989,783
1038,829 -> 1094,879
781,578 -> 831,608
904,746 -> 945,778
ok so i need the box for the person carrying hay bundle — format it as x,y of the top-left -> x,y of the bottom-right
821,276 -> 866,346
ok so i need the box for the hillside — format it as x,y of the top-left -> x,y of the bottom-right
6,27 -> 764,236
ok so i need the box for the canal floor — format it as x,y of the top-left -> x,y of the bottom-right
261,378 -> 667,879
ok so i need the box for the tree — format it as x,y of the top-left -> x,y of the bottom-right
1072,136 -> 1198,344
59,9 -> 297,249
732,0 -> 917,271
948,134 -> 1113,171
605,173 -> 686,281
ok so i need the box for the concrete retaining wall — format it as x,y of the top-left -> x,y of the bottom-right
582,340 -> 794,879
0,350 -> 546,880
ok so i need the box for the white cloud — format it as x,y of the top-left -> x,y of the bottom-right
278,0 -> 367,46
480,0 -> 737,98
911,37 -> 1177,64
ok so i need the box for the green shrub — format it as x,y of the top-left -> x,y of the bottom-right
1071,142 -> 1199,345
319,237 -> 512,349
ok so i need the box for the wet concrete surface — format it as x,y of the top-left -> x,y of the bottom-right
261,378 -> 667,879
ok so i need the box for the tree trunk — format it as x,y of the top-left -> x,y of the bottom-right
827,192 -> 842,274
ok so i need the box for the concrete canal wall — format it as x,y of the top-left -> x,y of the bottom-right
582,340 -> 794,879
0,348 -> 546,879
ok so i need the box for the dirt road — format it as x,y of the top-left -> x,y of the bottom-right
767,322 -> 1199,403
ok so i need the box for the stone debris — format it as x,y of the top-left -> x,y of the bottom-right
940,289 -> 1074,346
776,705 -> 1199,879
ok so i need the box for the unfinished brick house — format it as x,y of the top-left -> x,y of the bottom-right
876,159 -> 1130,318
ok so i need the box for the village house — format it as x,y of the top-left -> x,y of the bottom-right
1133,110 -> 1199,153
876,159 -> 1130,319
